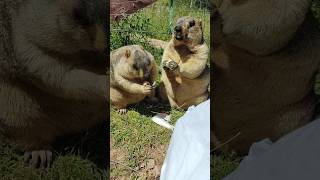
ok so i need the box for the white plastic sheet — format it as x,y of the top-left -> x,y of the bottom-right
224,117 -> 320,180
160,100 -> 210,180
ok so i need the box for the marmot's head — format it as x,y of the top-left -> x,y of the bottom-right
172,16 -> 204,48
122,45 -> 154,82
59,0 -> 107,53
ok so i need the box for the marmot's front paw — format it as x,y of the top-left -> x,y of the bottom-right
142,82 -> 153,95
163,61 -> 178,71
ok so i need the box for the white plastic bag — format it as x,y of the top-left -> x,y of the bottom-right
224,117 -> 320,180
160,100 -> 210,180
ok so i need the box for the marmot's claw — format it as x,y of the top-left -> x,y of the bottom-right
24,150 -> 53,169
118,109 -> 128,115
152,82 -> 157,88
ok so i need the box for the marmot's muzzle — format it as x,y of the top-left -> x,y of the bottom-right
174,25 -> 183,40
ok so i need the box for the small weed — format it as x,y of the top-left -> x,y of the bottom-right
211,153 -> 241,180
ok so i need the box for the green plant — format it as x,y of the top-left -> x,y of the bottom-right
110,13 -> 165,66
110,13 -> 153,51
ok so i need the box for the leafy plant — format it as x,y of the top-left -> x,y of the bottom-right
110,13 -> 153,50
110,12 -> 166,66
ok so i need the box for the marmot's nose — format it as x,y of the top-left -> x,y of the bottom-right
174,26 -> 182,32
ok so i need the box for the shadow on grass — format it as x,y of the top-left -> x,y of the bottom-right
128,99 -> 171,117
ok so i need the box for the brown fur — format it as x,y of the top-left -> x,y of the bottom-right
110,45 -> 157,112
0,0 -> 107,166
212,0 -> 320,154
160,16 -> 210,110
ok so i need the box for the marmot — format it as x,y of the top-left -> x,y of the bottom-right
159,16 -> 210,110
0,0 -> 108,167
110,45 -> 157,114
212,0 -> 320,154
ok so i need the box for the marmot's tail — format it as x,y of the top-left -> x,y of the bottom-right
147,38 -> 168,49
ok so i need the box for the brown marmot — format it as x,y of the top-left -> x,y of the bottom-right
212,0 -> 320,154
110,45 -> 157,114
159,16 -> 210,110
0,0 -> 108,167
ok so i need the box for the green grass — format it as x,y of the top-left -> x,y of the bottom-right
211,153 -> 241,180
0,153 -> 106,180
110,106 -> 184,178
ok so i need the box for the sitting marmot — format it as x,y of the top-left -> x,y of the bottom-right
0,0 -> 108,168
110,45 -> 157,114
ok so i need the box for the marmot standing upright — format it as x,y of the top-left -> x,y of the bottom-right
159,16 -> 210,110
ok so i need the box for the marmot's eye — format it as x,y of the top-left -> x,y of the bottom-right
189,20 -> 195,27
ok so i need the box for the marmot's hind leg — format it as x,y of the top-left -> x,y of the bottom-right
156,82 -> 169,103
110,87 -> 129,115
182,92 -> 209,109
8,125 -> 56,168
193,92 -> 209,105
24,150 -> 53,168
0,82 -> 55,168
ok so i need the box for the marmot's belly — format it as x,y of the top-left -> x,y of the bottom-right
167,77 -> 209,106
212,79 -> 316,153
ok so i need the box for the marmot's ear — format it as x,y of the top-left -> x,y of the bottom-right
125,49 -> 131,58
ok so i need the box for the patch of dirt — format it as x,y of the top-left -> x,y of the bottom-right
110,140 -> 127,163
111,143 -> 168,179
110,0 -> 155,21
136,145 -> 168,179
